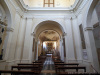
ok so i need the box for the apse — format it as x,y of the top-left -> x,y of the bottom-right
38,30 -> 60,56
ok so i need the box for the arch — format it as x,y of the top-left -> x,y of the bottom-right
0,0 -> 12,27
32,20 -> 66,34
0,0 -> 12,60
31,20 -> 66,61
0,4 -> 6,21
38,29 -> 61,40
83,0 -> 100,72
83,0 -> 99,27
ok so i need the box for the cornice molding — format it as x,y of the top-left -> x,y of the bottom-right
13,0 -> 89,18
74,0 -> 89,16
84,27 -> 93,31
31,33 -> 36,38
8,0 -> 24,17
17,0 -> 81,11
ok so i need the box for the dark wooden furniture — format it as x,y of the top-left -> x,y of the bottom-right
0,70 -> 39,75
56,66 -> 86,74
55,63 -> 79,67
57,72 -> 100,75
11,66 -> 40,73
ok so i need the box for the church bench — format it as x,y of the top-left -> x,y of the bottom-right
55,63 -> 79,67
0,70 -> 39,75
54,61 -> 64,64
33,61 -> 43,63
17,63 -> 43,69
57,72 -> 100,75
55,63 -> 79,65
56,66 -> 86,74
11,66 -> 41,73
18,63 -> 43,66
55,63 -> 79,72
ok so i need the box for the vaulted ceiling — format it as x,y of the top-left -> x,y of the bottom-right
39,30 -> 59,41
23,0 -> 76,7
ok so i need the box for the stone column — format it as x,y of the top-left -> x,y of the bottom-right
14,17 -> 26,63
72,18 -> 83,61
22,18 -> 33,63
59,37 -> 64,61
64,18 -> 75,61
36,39 -> 39,60
84,27 -> 100,72
3,27 -> 14,60
62,33 -> 67,62
34,41 -> 37,61
7,13 -> 21,63
31,33 -> 35,62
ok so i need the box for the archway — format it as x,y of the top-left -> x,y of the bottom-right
84,0 -> 100,72
32,20 -> 66,61
0,0 -> 12,60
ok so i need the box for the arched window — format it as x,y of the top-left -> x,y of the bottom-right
44,0 -> 54,7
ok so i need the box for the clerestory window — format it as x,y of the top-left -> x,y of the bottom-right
44,0 -> 54,7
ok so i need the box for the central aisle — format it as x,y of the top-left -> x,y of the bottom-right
40,57 -> 56,75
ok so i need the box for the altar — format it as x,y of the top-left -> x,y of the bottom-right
46,51 -> 53,57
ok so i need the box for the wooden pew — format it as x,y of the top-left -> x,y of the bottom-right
55,63 -> 79,73
18,63 -> 42,67
54,61 -> 64,63
0,70 -> 39,75
55,63 -> 79,66
56,66 -> 86,74
17,63 -> 43,70
57,72 -> 100,75
11,66 -> 41,73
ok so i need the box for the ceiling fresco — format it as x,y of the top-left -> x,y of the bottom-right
39,30 -> 60,41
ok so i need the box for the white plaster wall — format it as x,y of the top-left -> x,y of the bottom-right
80,0 -> 100,72
0,0 -> 25,70
91,9 -> 99,26
22,19 -> 33,63
0,0 -> 99,72
64,19 -> 75,60
72,18 -> 82,61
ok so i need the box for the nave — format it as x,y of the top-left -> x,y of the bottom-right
40,57 -> 56,75
0,55 -> 100,75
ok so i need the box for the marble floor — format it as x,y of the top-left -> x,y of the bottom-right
40,57 -> 56,75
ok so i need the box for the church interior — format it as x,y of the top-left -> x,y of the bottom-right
0,0 -> 100,75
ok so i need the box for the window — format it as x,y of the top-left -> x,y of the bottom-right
44,0 -> 54,7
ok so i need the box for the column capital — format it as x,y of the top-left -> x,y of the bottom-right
84,27 -> 93,31
6,27 -> 14,32
62,32 -> 67,37
31,33 -> 36,38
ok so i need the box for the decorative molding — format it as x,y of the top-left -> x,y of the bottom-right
0,20 -> 7,26
0,60 -> 6,63
84,27 -> 93,31
18,0 -> 80,11
62,32 -> 67,37
6,27 -> 14,32
6,60 -> 16,63
31,33 -> 36,38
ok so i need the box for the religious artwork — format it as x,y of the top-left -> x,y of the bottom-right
79,24 -> 86,49
93,24 -> 100,48
0,20 -> 7,60
93,23 -> 100,64
83,50 -> 88,60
